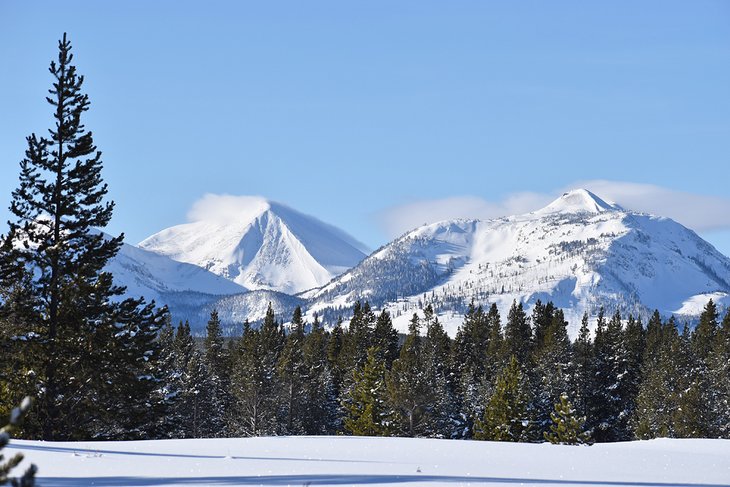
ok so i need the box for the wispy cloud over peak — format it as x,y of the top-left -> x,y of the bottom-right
378,181 -> 730,238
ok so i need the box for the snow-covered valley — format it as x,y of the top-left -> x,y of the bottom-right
8,436 -> 730,486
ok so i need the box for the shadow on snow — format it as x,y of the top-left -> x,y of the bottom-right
36,474 -> 730,487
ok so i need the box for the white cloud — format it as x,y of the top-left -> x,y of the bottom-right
378,192 -> 552,238
378,181 -> 730,238
187,194 -> 270,223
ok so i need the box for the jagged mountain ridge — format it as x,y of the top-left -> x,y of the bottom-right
304,189 -> 730,336
139,198 -> 369,295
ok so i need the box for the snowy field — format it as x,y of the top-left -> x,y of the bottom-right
7,436 -> 730,486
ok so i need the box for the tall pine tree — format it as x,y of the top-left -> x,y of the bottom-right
229,304 -> 283,436
203,310 -> 229,437
343,347 -> 391,436
710,309 -> 730,437
277,307 -> 308,434
474,355 -> 532,442
0,33 -> 166,440
387,313 -> 432,437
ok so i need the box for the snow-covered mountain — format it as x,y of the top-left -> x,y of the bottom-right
108,239 -> 247,303
306,189 -> 730,336
139,198 -> 369,295
97,236 -> 250,331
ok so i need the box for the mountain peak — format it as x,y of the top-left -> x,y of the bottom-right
140,196 -> 369,295
536,189 -> 619,215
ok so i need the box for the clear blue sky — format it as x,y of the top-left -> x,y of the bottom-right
2,1 -> 729,254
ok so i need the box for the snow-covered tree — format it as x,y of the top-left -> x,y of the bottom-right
343,347 -> 391,436
503,301 -> 532,366
452,302 -> 492,436
229,304 -> 283,436
372,310 -> 399,368
709,309 -> 730,437
0,33 -> 167,440
203,310 -> 230,436
531,308 -> 572,438
591,310 -> 633,441
0,397 -> 36,486
571,313 -> 594,423
474,355 -> 532,442
543,393 -> 590,445
633,317 -> 689,439
301,314 -> 339,434
387,313 -> 432,437
421,306 -> 459,438
277,307 -> 308,434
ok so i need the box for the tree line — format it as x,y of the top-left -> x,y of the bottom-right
143,298 -> 730,443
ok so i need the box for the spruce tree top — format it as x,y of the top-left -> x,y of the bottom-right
2,32 -> 123,302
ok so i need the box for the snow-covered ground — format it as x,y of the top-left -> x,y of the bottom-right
7,436 -> 730,486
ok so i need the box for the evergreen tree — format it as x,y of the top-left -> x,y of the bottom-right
643,310 -> 663,370
372,309 -> 399,368
421,305 -> 459,438
623,315 -> 645,424
338,302 -> 377,422
709,309 -> 730,437
531,300 -> 556,353
531,308 -> 572,438
485,303 -> 505,376
0,397 -> 36,486
203,310 -> 229,436
692,299 -> 718,361
674,323 -> 713,438
672,300 -> 721,438
341,301 -> 375,371
387,313 -> 432,437
633,317 -> 684,439
474,356 -> 531,442
204,310 -> 226,380
589,307 -> 610,441
0,277 -> 43,438
301,314 -> 339,434
592,310 -> 632,441
277,307 -> 308,434
452,302 -> 490,382
503,301 -> 532,366
326,319 -> 345,400
171,321 -> 214,438
0,33 -> 166,440
229,303 -> 283,436
451,302 -> 491,436
151,317 -> 179,438
182,348 -> 214,438
543,393 -> 590,445
343,347 -> 391,436
571,313 -> 594,422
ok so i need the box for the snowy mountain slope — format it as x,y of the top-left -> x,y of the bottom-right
307,189 -> 730,336
109,240 -> 247,302
7,228 -> 246,329
139,198 -> 369,295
